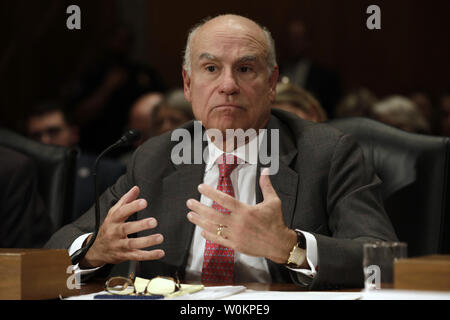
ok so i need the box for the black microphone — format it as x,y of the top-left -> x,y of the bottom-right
70,129 -> 141,265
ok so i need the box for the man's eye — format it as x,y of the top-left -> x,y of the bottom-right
239,66 -> 251,73
206,66 -> 216,72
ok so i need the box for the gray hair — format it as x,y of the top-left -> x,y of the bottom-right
182,15 -> 277,76
372,95 -> 430,133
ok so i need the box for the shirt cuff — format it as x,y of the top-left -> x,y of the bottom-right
68,233 -> 104,275
285,230 -> 318,278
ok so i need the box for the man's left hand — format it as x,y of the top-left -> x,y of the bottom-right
186,168 -> 297,264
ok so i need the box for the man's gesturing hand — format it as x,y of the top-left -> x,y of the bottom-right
80,186 -> 165,268
186,169 -> 297,264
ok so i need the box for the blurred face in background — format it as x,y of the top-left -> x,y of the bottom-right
272,82 -> 327,123
152,106 -> 192,136
272,102 -> 318,122
182,15 -> 278,135
128,93 -> 164,146
27,111 -> 79,147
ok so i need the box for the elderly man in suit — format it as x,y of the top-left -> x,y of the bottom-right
46,14 -> 396,289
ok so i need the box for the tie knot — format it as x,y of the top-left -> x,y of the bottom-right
217,153 -> 240,177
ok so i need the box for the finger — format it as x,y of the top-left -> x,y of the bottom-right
111,186 -> 140,212
121,217 -> 158,236
120,233 -> 164,250
186,199 -> 228,224
186,210 -> 227,235
201,228 -> 234,249
114,198 -> 147,222
197,184 -> 242,212
120,249 -> 165,262
259,168 -> 278,201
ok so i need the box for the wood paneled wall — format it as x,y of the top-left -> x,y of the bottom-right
146,0 -> 450,96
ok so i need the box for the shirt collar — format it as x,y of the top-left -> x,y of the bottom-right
204,130 -> 266,172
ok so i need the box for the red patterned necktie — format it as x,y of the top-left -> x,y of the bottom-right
201,153 -> 239,284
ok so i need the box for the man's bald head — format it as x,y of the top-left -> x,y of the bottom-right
183,14 -> 277,76
181,14 -> 279,134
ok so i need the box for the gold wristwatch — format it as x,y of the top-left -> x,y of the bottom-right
286,231 -> 307,268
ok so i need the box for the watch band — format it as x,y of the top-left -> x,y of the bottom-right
296,230 -> 307,250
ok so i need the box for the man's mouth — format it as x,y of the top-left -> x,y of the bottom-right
213,104 -> 245,110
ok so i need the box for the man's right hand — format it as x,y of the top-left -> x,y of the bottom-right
79,186 -> 165,268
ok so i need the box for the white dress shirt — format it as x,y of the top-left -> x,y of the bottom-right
69,131 -> 318,280
184,131 -> 318,282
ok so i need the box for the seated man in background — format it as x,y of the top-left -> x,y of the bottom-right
151,89 -> 195,136
45,14 -> 396,290
272,81 -> 327,123
119,92 -> 164,166
335,87 -> 378,119
120,90 -> 193,167
0,146 -> 51,248
127,92 -> 164,148
26,102 -> 125,221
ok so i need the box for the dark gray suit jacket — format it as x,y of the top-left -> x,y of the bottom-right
46,109 -> 397,289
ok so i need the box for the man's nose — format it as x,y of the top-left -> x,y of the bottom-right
218,70 -> 240,96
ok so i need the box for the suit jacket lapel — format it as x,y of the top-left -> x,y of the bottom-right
159,122 -> 207,272
161,162 -> 204,270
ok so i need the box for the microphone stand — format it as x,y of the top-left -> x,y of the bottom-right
70,130 -> 140,265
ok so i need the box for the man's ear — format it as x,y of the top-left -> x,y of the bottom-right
268,66 -> 279,102
182,68 -> 192,102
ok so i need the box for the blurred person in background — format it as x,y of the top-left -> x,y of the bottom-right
26,102 -> 125,221
66,24 -> 165,156
120,89 -> 193,165
119,92 -> 164,166
280,19 -> 341,117
335,88 -> 378,119
27,102 -> 79,147
438,92 -> 450,137
272,81 -> 327,122
151,89 -> 194,136
371,96 -> 430,134
127,92 -> 164,147
409,91 -> 439,135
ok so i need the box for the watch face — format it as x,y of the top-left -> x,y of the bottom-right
288,245 -> 306,267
